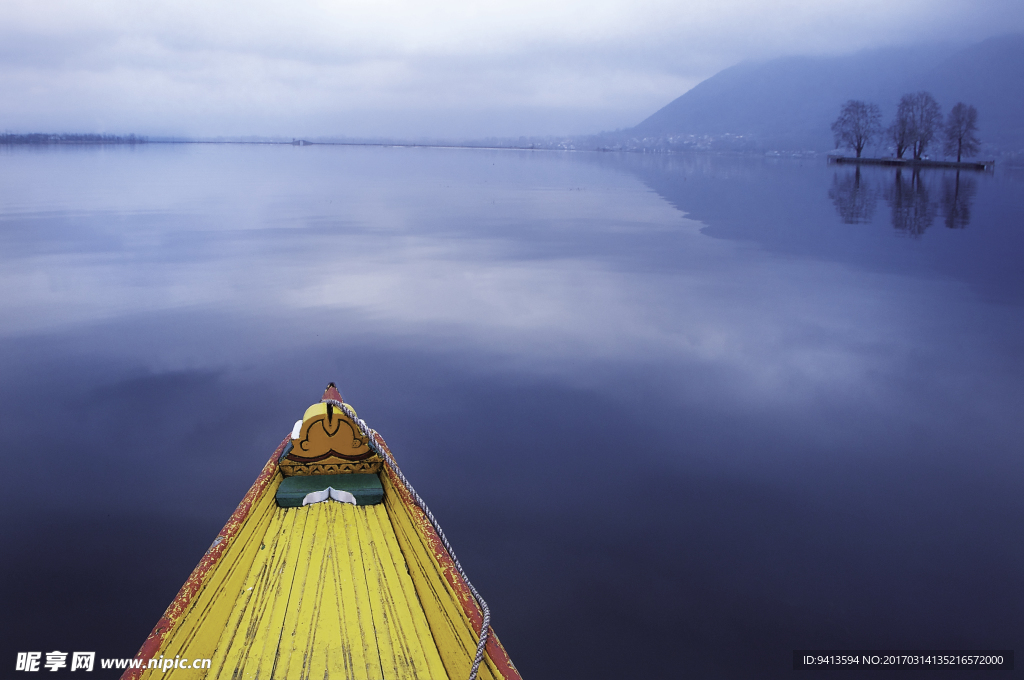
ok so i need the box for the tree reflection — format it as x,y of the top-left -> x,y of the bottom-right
885,169 -> 936,238
829,167 -> 877,224
941,171 -> 976,230
831,165 -> 979,237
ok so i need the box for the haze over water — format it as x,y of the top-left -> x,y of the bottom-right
1,143 -> 1021,678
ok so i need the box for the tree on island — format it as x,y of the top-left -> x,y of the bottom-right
887,108 -> 912,159
943,103 -> 980,162
831,100 -> 882,158
897,91 -> 942,160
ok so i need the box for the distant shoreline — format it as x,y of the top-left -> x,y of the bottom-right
828,155 -> 994,171
0,134 -> 559,152
0,134 -> 834,155
0,133 -> 148,145
0,135 -> 1008,169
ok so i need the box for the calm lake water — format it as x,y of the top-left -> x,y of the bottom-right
1,144 -> 1022,678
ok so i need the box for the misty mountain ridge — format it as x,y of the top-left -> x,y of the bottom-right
622,34 -> 1024,154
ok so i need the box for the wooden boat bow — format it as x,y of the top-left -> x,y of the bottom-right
123,384 -> 522,680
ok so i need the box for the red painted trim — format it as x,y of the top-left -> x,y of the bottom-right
121,435 -> 289,680
323,384 -> 344,403
376,432 -> 523,680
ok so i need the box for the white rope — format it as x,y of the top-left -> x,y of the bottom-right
323,398 -> 492,680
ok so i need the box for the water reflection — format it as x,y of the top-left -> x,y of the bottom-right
886,169 -> 936,237
611,151 -> 1023,304
2,146 -> 1023,679
942,171 -> 977,230
830,166 -> 980,235
829,167 -> 877,224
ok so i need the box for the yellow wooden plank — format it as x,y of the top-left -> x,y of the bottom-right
382,489 -> 461,654
142,474 -> 282,680
372,501 -> 451,680
300,503 -> 350,680
381,474 -> 502,680
355,504 -> 403,677
386,500 -> 492,680
362,503 -> 451,680
202,508 -> 283,679
208,506 -> 309,679
253,508 -> 311,678
200,511 -> 269,679
324,501 -> 384,680
277,502 -> 328,680
276,502 -> 385,680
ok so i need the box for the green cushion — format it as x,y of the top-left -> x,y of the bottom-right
276,473 -> 384,507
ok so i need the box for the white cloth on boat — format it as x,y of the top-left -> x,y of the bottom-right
301,487 -> 358,506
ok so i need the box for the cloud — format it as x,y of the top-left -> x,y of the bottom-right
0,0 -> 1021,137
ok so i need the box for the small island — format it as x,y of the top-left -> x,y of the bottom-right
828,95 -> 992,170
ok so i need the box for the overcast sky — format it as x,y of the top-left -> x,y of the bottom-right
1,0 -> 1021,140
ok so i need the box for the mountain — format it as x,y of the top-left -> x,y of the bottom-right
625,34 -> 1024,153
919,35 -> 1024,149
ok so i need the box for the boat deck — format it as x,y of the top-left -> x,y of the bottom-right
128,436 -> 519,680
210,499 -> 448,679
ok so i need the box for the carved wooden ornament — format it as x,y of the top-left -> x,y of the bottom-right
281,401 -> 382,476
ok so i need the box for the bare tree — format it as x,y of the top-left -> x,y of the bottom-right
943,103 -> 980,162
831,100 -> 882,158
901,92 -> 943,160
887,109 -> 912,159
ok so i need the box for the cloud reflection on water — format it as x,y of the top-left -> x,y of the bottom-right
1,144 -> 994,408
4,146 -> 1023,478
1,145 -> 1022,678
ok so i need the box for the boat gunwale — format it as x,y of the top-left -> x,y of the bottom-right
122,424 -> 522,680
